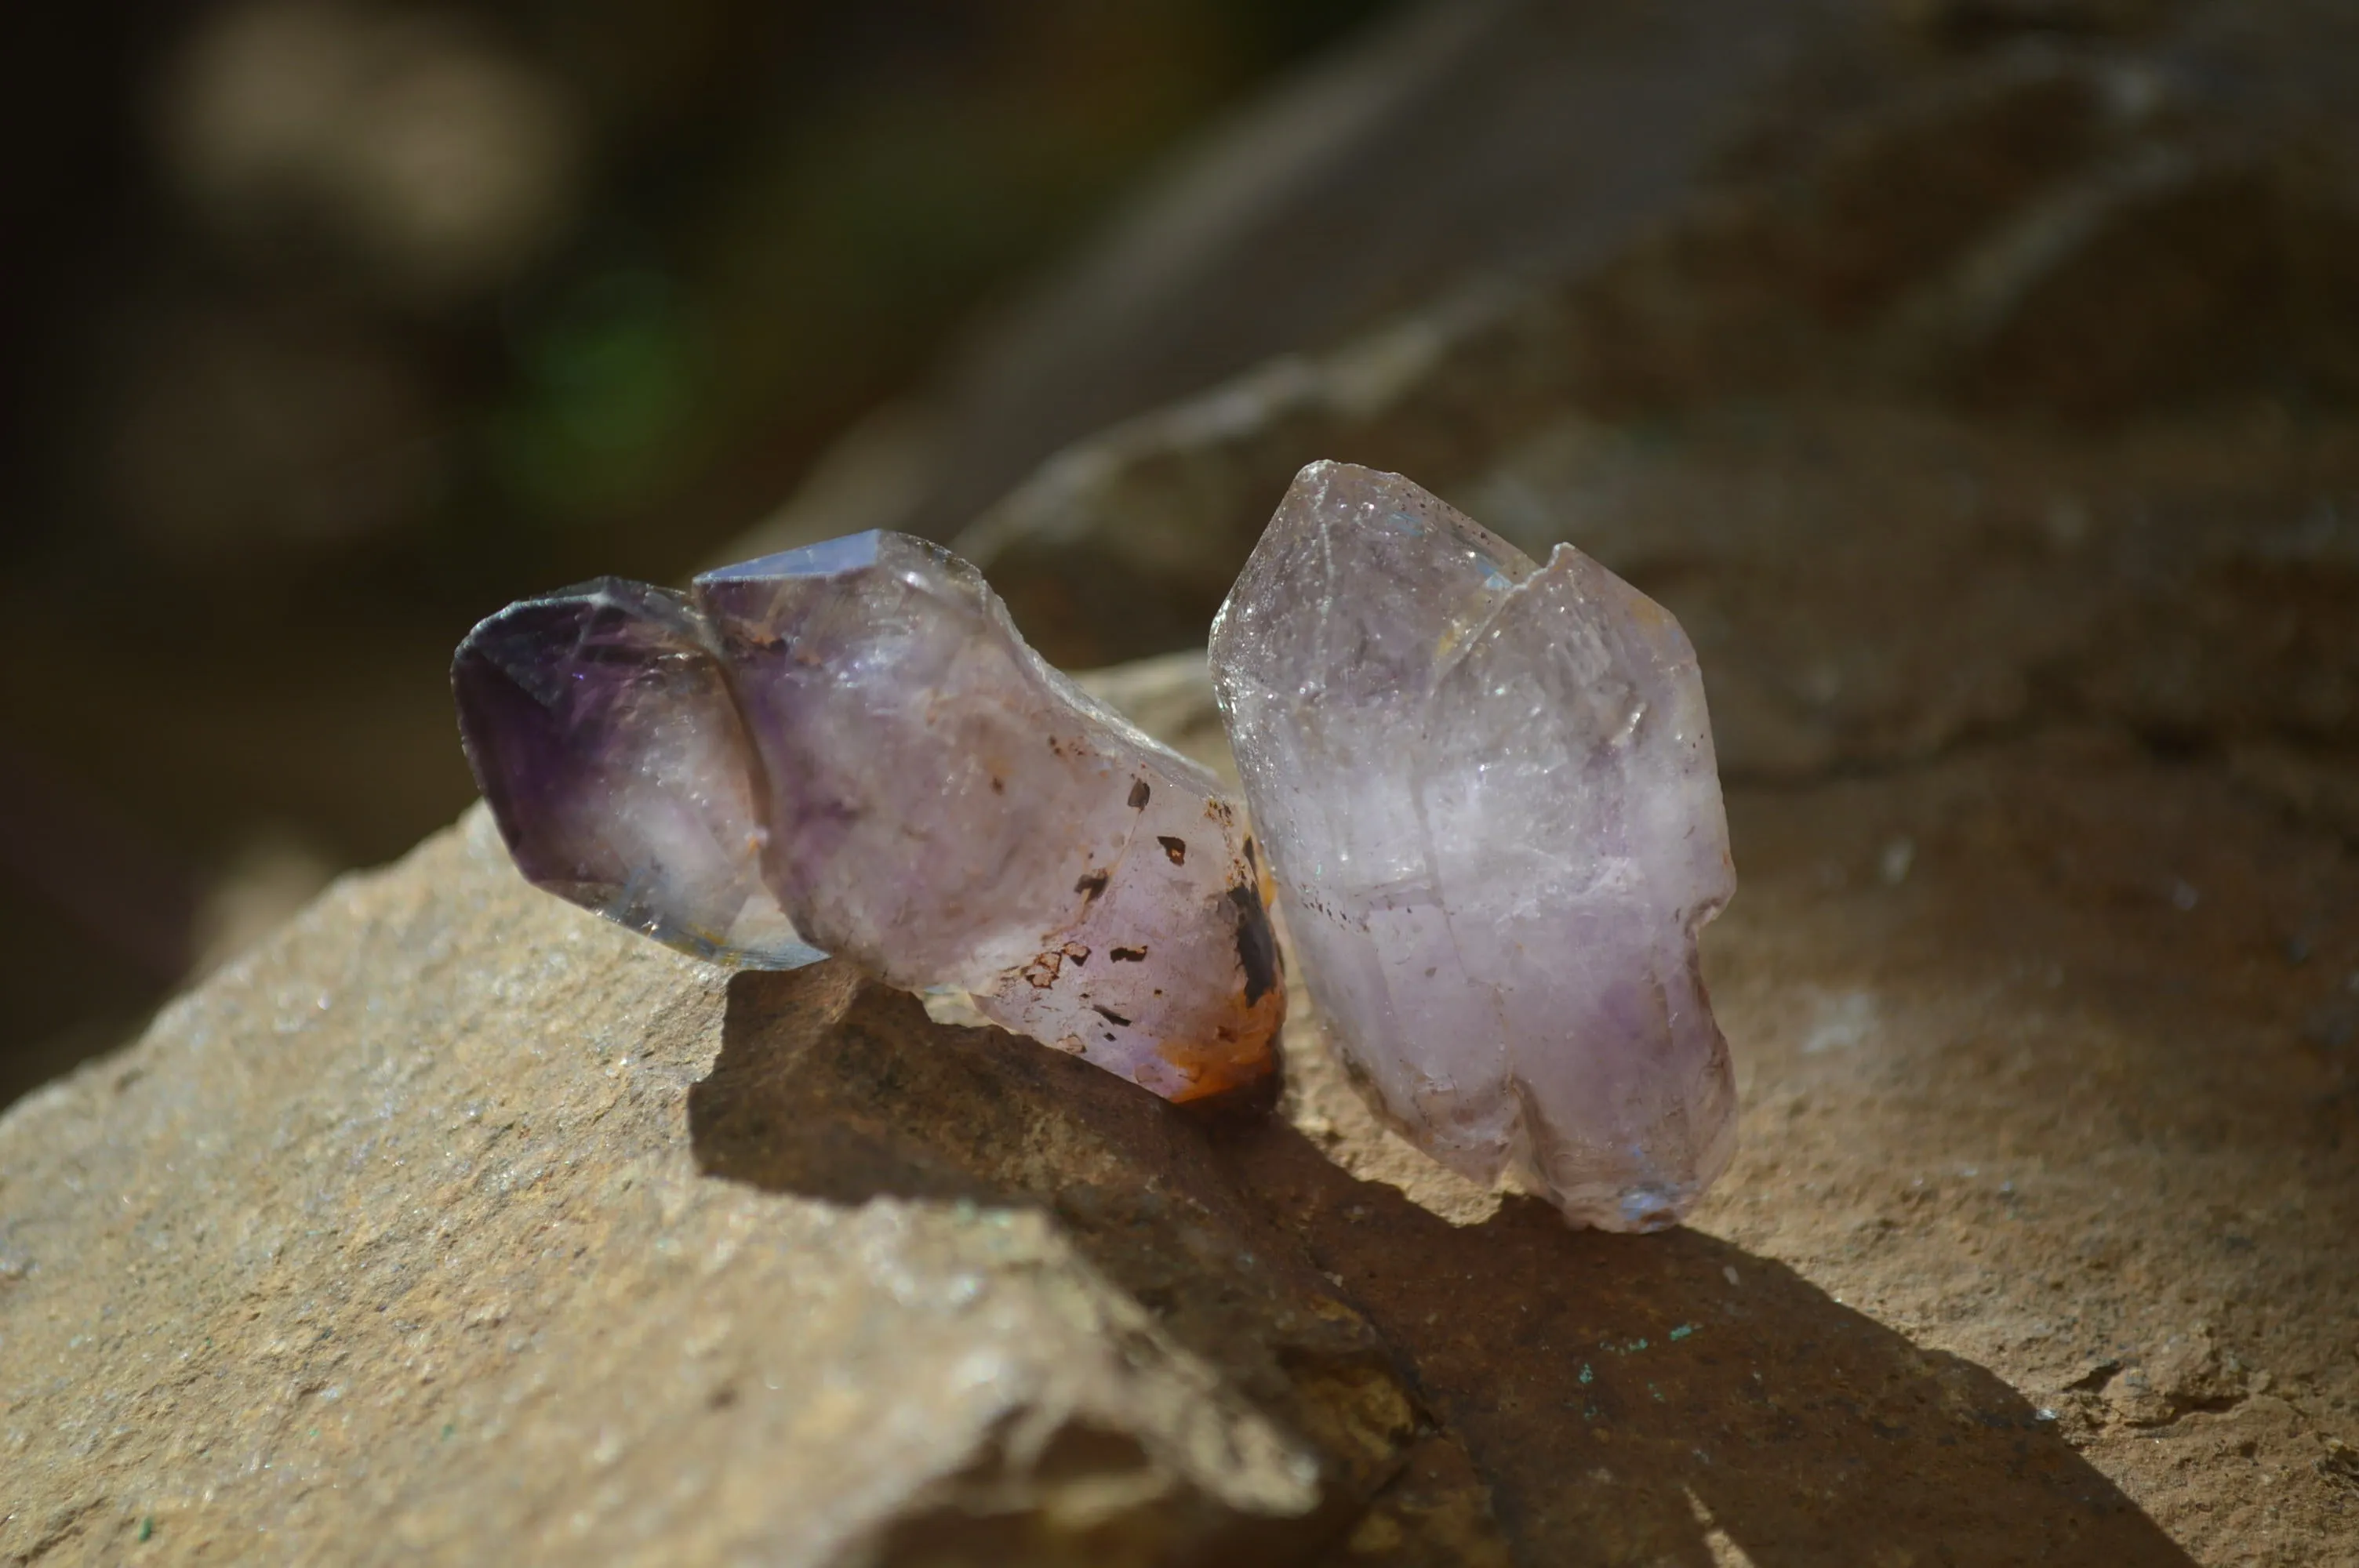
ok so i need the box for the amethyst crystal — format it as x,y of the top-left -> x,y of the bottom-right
453,577 -> 819,967
1209,463 -> 1737,1229
456,533 -> 1282,1102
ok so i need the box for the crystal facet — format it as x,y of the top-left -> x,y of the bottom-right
456,534 -> 1283,1101
1209,463 -> 1737,1229
453,577 -> 821,967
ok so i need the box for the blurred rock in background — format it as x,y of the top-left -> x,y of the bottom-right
895,0 -> 2359,668
739,0 -> 1869,559
159,2 -> 584,310
0,0 -> 1405,1105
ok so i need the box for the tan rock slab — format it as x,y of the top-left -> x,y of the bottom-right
0,811 -> 1357,1566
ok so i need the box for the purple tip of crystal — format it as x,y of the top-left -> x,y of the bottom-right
694,530 -> 886,583
453,578 -> 823,970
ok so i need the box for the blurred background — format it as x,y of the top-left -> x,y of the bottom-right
4,0 -> 2356,1109
0,0 -> 1404,1103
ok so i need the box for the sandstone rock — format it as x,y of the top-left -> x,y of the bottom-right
13,632 -> 2354,1561
0,811 -> 1405,1566
1214,680 -> 2359,1566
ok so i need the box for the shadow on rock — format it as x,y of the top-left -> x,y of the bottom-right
1227,1127 -> 2198,1567
692,964 -> 2191,1567
689,963 -> 1474,1563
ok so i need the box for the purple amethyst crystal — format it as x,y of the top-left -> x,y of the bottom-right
1210,463 -> 1737,1229
455,535 -> 1283,1102
453,578 -> 820,967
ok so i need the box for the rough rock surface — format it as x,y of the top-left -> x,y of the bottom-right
8,635 -> 2354,1561
0,809 -> 1398,1566
1166,655 -> 2359,1566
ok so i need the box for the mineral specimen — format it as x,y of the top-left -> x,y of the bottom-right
1209,462 -> 1736,1229
455,532 -> 1282,1101
453,577 -> 821,967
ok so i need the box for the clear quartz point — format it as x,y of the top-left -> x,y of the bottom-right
1209,462 -> 1737,1229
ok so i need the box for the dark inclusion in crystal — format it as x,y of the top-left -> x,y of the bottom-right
453,533 -> 1283,1101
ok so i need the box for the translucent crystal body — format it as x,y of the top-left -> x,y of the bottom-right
453,578 -> 820,967
456,534 -> 1281,1101
1209,463 -> 1737,1228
